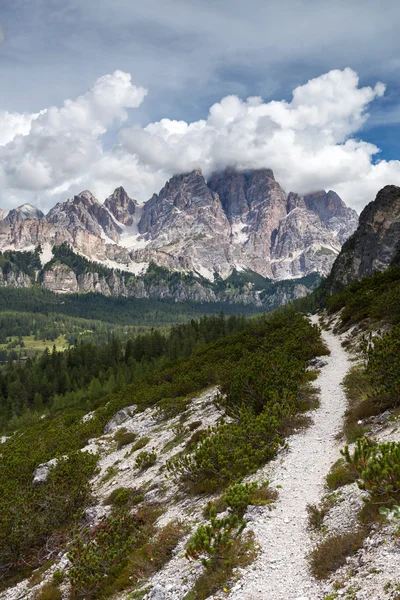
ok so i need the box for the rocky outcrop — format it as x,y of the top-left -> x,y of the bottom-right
0,269 -> 32,288
328,185 -> 400,292
33,458 -> 59,484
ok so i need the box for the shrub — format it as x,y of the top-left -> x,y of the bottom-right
343,438 -> 400,503
185,506 -> 257,599
185,429 -> 207,451
326,459 -> 358,490
130,437 -> 150,453
135,450 -> 157,471
104,487 -> 144,508
156,396 -> 191,420
306,503 -> 329,531
366,325 -> 400,409
167,407 -> 284,493
188,420 -> 202,431
33,583 -> 62,600
114,429 -> 137,450
309,529 -> 367,579
68,505 -> 160,599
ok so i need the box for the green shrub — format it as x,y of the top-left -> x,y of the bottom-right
306,503 -> 330,531
104,487 -> 144,508
135,450 -> 157,471
188,420 -> 202,431
185,428 -> 207,451
167,407 -> 284,493
185,506 -> 257,599
114,429 -> 137,450
130,437 -> 150,453
224,482 -> 259,517
156,396 -> 191,420
366,325 -> 400,409
326,459 -> 358,490
68,505 -> 160,599
343,438 -> 400,503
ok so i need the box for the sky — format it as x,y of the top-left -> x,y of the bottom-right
1,0 -> 400,212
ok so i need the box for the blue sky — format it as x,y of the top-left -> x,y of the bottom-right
1,0 -> 400,210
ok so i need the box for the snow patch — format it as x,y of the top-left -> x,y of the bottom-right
231,221 -> 249,245
39,244 -> 53,266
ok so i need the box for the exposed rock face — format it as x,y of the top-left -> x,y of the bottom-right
0,169 -> 358,289
33,458 -> 59,484
138,170 -> 232,279
208,168 -> 288,278
270,208 -> 340,279
104,187 -> 138,226
47,191 -> 122,243
104,405 -> 137,434
303,190 -> 358,244
328,185 -> 400,291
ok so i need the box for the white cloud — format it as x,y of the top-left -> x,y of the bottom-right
0,67 -> 399,212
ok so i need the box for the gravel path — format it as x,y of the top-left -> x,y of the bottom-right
228,317 -> 351,600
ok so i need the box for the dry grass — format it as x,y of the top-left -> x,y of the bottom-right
309,529 -> 368,579
306,503 -> 330,531
33,583 -> 62,600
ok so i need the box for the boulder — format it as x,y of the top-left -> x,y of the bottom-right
103,405 -> 136,434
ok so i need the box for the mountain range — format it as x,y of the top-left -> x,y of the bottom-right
0,168 -> 358,287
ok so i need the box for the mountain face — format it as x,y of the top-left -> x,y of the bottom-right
104,187 -> 138,226
328,185 -> 400,292
0,168 -> 358,292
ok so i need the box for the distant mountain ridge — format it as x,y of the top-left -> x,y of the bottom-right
0,168 -> 358,284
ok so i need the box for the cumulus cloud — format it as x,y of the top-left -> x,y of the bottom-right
1,67 -> 400,212
120,68 -> 400,210
0,71 -> 147,206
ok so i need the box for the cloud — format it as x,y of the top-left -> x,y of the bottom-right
0,67 -> 400,212
119,68 -> 400,210
0,71 -> 147,207
0,25 -> 4,46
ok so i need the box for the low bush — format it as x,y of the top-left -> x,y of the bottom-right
104,487 -> 144,508
130,437 -> 150,453
135,450 -> 157,471
156,396 -> 191,420
33,582 -> 62,600
343,438 -> 400,504
306,503 -> 330,531
185,506 -> 257,599
309,529 -> 367,579
114,428 -> 137,450
68,505 -> 161,599
366,325 -> 400,410
326,459 -> 358,490
167,407 -> 285,493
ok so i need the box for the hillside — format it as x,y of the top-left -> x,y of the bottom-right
0,243 -> 322,310
0,183 -> 399,600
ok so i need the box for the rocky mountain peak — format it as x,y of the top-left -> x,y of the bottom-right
303,190 -> 349,221
208,168 -> 278,221
104,187 -> 138,226
5,204 -> 45,224
286,192 -> 306,213
328,184 -> 400,292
